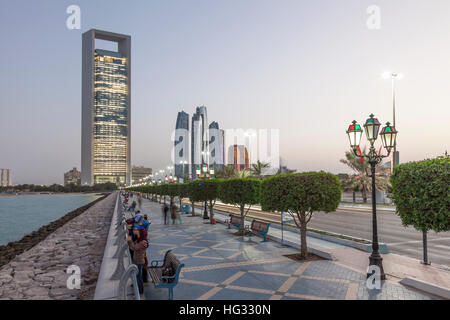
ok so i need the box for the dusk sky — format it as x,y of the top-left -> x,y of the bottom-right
1,0 -> 449,185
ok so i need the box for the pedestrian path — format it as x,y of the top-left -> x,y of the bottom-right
139,198 -> 435,300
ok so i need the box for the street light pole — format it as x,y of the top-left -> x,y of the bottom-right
346,115 -> 398,281
383,72 -> 402,171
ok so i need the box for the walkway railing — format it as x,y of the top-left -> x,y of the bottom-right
94,192 -> 140,300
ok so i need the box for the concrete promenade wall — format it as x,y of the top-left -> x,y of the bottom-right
0,192 -> 117,300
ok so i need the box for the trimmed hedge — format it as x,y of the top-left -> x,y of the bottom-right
219,178 -> 261,234
261,172 -> 341,258
391,158 -> 449,233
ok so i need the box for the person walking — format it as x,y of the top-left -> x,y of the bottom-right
163,203 -> 169,225
127,228 -> 149,299
171,204 -> 178,225
137,193 -> 142,209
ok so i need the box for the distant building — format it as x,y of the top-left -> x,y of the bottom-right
0,169 -> 12,187
228,145 -> 250,171
174,111 -> 190,178
209,121 -> 225,173
64,168 -> 81,186
191,106 -> 208,178
131,166 -> 152,185
81,29 -> 131,186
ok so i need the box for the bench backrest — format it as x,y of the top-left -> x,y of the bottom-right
162,250 -> 184,283
251,220 -> 270,233
230,215 -> 242,225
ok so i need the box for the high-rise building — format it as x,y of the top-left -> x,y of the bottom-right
81,29 -> 131,186
131,166 -> 153,185
0,169 -> 12,187
174,111 -> 190,178
228,145 -> 250,171
208,121 -> 225,172
64,167 -> 81,186
191,106 -> 208,178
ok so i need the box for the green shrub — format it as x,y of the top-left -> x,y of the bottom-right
219,178 -> 261,234
391,158 -> 449,233
261,172 -> 341,258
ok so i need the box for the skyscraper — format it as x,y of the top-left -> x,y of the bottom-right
174,111 -> 190,178
208,121 -> 225,172
81,29 -> 131,186
228,145 -> 250,171
0,169 -> 12,187
191,106 -> 208,178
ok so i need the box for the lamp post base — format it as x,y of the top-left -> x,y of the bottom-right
367,253 -> 386,280
203,202 -> 209,220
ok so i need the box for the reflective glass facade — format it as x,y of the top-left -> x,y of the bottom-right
92,49 -> 128,185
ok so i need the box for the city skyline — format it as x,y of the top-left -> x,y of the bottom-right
1,0 -> 449,184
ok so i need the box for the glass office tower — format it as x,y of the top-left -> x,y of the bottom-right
82,30 -> 131,186
92,49 -> 128,185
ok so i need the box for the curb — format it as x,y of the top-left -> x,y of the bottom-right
305,229 -> 389,254
400,277 -> 450,300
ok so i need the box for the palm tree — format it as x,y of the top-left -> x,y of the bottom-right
340,148 -> 390,203
250,161 -> 270,178
236,169 -> 251,178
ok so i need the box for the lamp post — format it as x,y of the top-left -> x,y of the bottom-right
382,72 -> 402,172
346,114 -> 398,280
180,160 -> 187,179
201,164 -> 209,219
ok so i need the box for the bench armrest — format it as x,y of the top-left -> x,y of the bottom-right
150,260 -> 164,267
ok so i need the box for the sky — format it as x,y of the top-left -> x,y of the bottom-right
0,0 -> 449,185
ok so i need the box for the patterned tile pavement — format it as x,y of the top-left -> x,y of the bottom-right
139,198 -> 435,300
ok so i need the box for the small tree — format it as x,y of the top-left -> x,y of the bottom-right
176,183 -> 189,209
187,182 -> 197,216
261,172 -> 341,259
190,179 -> 221,223
167,184 -> 178,206
391,157 -> 450,264
219,178 -> 261,235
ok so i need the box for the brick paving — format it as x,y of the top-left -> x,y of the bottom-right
139,198 -> 436,300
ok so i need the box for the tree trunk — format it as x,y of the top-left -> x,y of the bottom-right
159,195 -> 161,203
299,212 -> 308,259
362,188 -> 367,203
191,200 -> 195,216
179,197 -> 182,209
352,192 -> 356,203
240,204 -> 245,236
209,200 -> 214,224
423,230 -> 430,265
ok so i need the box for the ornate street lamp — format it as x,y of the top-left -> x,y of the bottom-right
346,114 -> 398,281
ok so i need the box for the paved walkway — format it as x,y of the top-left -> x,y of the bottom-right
204,203 -> 450,289
138,198 -> 436,300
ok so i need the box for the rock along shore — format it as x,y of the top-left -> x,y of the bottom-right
0,192 -> 117,300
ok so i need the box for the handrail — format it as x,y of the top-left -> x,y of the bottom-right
116,195 -> 141,300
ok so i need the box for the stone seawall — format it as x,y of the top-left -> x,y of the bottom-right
0,192 -> 117,300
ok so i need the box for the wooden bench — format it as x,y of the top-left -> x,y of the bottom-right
245,220 -> 270,242
226,215 -> 243,231
147,250 -> 184,300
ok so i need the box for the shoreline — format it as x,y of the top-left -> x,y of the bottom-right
0,192 -> 105,197
0,193 -> 109,268
0,192 -> 117,300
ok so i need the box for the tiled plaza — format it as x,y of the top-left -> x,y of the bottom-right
140,199 -> 434,300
